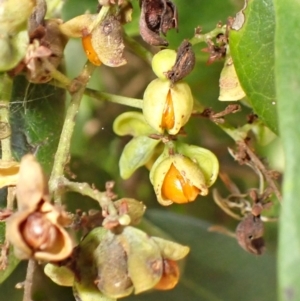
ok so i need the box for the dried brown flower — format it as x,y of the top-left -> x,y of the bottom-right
6,154 -> 73,261
139,0 -> 178,46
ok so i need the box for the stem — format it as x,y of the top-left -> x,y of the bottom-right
59,177 -> 118,216
124,33 -> 153,65
22,259 -> 36,301
42,58 -> 72,88
238,140 -> 282,203
0,74 -> 15,210
189,25 -> 226,46
49,6 -> 110,199
49,61 -> 96,203
85,87 -> 143,109
88,5 -> 110,33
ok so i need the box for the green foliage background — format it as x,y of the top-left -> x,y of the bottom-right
1,0 -> 289,300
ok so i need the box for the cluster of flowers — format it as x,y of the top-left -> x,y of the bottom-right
114,48 -> 219,205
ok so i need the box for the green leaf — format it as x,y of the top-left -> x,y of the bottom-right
9,75 -> 65,174
119,136 -> 160,179
230,0 -> 278,134
0,245 -> 20,284
113,111 -> 154,137
274,0 -> 300,300
126,210 -> 276,301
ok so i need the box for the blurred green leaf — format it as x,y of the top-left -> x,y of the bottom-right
9,75 -> 65,174
125,210 -> 276,301
230,0 -> 278,134
274,0 -> 300,300
0,245 -> 20,284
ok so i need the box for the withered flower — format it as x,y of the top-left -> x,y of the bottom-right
139,0 -> 178,46
165,40 -> 196,84
236,213 -> 265,255
60,13 -> 127,67
6,154 -> 73,261
9,1 -> 68,83
45,226 -> 189,299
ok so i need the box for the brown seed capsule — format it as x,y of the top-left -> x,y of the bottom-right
6,154 -> 74,261
165,40 -> 195,84
22,212 -> 58,251
139,0 -> 178,46
236,214 -> 265,255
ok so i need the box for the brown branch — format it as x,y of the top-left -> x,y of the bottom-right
22,259 -> 36,301
237,140 -> 282,203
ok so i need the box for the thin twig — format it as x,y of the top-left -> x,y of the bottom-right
238,140 -> 282,202
22,259 -> 36,301
0,74 -> 15,210
189,25 -> 226,46
58,177 -> 118,216
84,87 -> 143,109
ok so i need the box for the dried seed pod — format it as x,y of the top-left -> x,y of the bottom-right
26,18 -> 68,83
94,231 -> 134,298
139,0 -> 178,46
165,40 -> 196,84
6,154 -> 73,261
60,13 -> 127,67
236,214 -> 265,255
86,15 -> 126,67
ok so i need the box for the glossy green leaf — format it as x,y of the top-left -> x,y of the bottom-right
230,0 -> 278,134
9,75 -> 65,174
274,0 -> 300,300
119,136 -> 160,179
125,210 -> 276,301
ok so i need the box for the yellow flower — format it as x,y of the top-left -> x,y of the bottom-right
143,79 -> 194,135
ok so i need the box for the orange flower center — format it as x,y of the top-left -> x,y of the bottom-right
82,35 -> 102,66
154,259 -> 179,290
161,90 -> 175,130
161,163 -> 200,203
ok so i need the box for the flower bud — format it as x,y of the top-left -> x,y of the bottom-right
143,79 -> 193,135
150,154 -> 208,206
152,49 -> 177,80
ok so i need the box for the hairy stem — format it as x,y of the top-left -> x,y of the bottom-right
48,60 -> 95,202
49,61 -> 96,203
